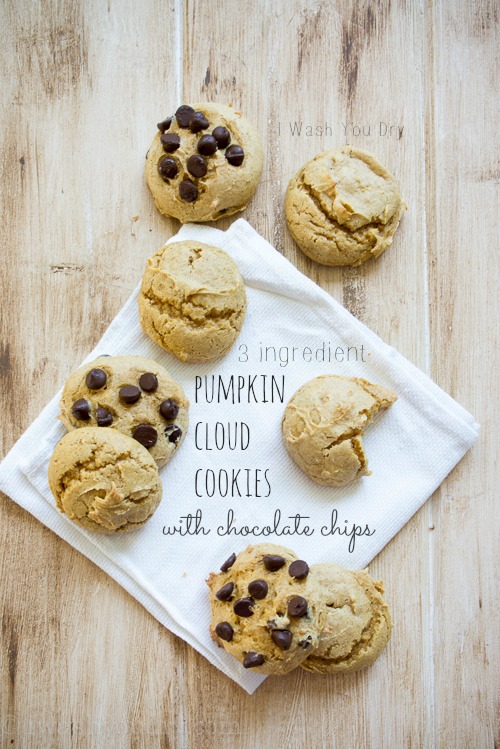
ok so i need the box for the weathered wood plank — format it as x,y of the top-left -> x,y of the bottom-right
427,1 -> 499,746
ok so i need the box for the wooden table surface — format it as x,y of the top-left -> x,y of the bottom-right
1,1 -> 498,747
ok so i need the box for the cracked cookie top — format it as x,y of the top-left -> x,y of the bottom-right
138,240 -> 247,362
285,147 -> 405,267
48,427 -> 163,533
59,355 -> 189,468
300,562 -> 392,674
281,375 -> 397,486
145,102 -> 263,223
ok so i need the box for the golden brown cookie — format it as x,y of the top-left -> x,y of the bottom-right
301,563 -> 392,673
207,544 -> 325,675
281,375 -> 397,486
138,240 -> 247,362
59,355 -> 189,468
48,427 -> 162,533
146,102 -> 263,222
285,147 -> 405,266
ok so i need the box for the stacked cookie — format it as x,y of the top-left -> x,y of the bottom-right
207,544 -> 391,675
48,428 -> 163,534
48,355 -> 189,533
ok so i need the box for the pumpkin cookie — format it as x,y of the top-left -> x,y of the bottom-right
285,147 -> 405,266
48,427 -> 162,533
301,563 -> 392,673
146,102 -> 263,222
59,355 -> 189,468
282,375 -> 397,487
139,241 -> 247,363
207,544 -> 325,675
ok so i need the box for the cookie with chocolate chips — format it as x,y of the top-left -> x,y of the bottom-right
206,544 -> 325,675
59,355 -> 189,468
145,102 -> 263,223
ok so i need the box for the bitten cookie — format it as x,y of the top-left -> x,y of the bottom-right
281,375 -> 397,486
139,241 -> 247,362
285,147 -> 405,266
48,427 -> 162,533
145,102 -> 263,222
59,355 -> 189,468
207,544 -> 325,675
301,563 -> 392,674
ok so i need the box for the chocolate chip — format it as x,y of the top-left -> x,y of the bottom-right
248,580 -> 268,600
96,407 -> 113,427
72,398 -> 91,420
220,553 -> 236,572
139,373 -> 158,392
179,179 -> 198,202
287,596 -> 308,617
215,622 -> 233,642
132,424 -> 158,448
119,385 -> 141,404
157,157 -> 178,181
215,582 -> 234,601
157,117 -> 172,133
288,560 -> 309,580
163,424 -> 182,443
271,630 -> 293,651
225,145 -> 244,166
233,598 -> 254,617
160,399 -> 179,420
263,555 -> 286,572
175,105 -> 195,128
298,636 -> 312,649
189,111 -> 209,133
197,134 -> 217,156
85,368 -> 107,390
212,126 -> 231,149
187,154 -> 207,178
160,133 -> 180,152
243,651 -> 264,669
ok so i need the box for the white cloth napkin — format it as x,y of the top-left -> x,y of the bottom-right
0,219 -> 479,694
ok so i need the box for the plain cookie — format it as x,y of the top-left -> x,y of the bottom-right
207,544 -> 325,675
139,240 -> 247,362
48,427 -> 162,533
285,147 -> 405,266
301,563 -> 392,673
145,102 -> 263,222
59,355 -> 189,468
281,375 -> 397,486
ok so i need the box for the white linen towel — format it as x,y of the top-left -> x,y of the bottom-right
0,219 -> 479,694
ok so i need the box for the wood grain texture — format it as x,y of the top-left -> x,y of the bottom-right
426,1 -> 499,747
0,1 -> 497,747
